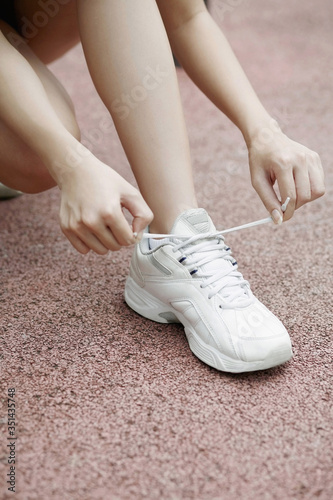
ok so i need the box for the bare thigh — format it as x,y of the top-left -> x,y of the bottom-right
0,8 -> 80,192
14,0 -> 80,64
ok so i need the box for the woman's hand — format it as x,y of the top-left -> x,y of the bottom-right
248,122 -> 325,223
59,156 -> 153,254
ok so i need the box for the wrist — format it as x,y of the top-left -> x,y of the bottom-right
242,116 -> 283,148
43,134 -> 92,189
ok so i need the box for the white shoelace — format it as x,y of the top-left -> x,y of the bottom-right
138,199 -> 290,307
142,198 -> 290,240
144,216 -> 271,240
171,232 -> 251,306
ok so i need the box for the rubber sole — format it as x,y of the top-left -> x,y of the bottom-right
124,277 -> 293,373
0,183 -> 22,199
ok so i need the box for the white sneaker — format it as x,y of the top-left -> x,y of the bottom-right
0,183 -> 22,199
125,208 -> 293,373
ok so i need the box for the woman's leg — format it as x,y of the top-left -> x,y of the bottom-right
14,0 -> 80,64
0,9 -> 152,253
76,0 -> 198,233
0,20 -> 80,193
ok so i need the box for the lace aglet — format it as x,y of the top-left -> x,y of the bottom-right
142,203 -> 291,240
281,197 -> 291,213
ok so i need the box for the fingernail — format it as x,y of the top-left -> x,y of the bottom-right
133,231 -> 143,241
271,209 -> 283,225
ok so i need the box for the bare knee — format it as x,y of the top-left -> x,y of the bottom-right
1,149 -> 57,194
0,20 -> 81,193
0,112 -> 81,194
23,165 -> 57,194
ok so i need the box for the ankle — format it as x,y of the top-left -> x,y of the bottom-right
149,203 -> 199,234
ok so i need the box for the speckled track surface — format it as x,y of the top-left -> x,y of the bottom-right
1,1 -> 332,499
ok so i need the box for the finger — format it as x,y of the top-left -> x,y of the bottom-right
308,158 -> 325,200
275,169 -> 296,221
65,215 -> 108,255
103,207 -> 137,247
293,165 -> 311,210
62,228 -> 90,255
251,171 -> 284,225
123,194 -> 153,240
91,224 -> 122,251
80,216 -> 122,251
73,224 -> 110,255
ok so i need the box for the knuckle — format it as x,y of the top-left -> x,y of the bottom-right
82,216 -> 99,230
101,208 -> 117,224
69,221 -> 82,233
298,151 -> 308,163
144,209 -> 154,223
311,151 -> 320,162
312,185 -> 325,199
281,153 -> 292,164
277,152 -> 293,167
130,188 -> 139,198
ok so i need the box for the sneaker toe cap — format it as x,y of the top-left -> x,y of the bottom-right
221,301 -> 293,364
239,331 -> 293,364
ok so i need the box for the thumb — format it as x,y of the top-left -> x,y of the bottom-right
122,192 -> 153,239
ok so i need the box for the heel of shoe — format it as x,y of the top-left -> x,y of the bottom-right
124,277 -> 180,324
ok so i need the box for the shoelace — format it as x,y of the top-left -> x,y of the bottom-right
141,198 -> 290,240
138,199 -> 290,307
144,216 -> 271,240
171,232 -> 251,306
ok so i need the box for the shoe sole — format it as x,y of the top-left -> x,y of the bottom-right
0,185 -> 22,199
124,277 -> 293,373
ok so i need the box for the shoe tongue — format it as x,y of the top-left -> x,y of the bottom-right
170,210 -> 249,304
171,208 -> 234,276
171,209 -> 216,237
